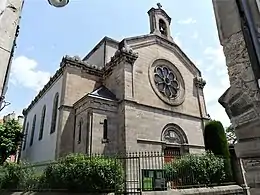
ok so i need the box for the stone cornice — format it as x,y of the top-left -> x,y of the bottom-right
23,55 -> 103,116
74,95 -> 118,115
22,64 -> 65,116
120,98 -> 206,121
63,55 -> 104,77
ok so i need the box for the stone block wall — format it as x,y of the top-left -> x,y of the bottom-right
124,101 -> 205,153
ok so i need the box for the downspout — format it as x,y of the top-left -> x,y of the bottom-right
72,109 -> 76,153
89,110 -> 93,155
196,87 -> 204,129
85,111 -> 90,154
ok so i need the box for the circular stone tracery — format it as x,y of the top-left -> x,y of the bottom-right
154,66 -> 180,99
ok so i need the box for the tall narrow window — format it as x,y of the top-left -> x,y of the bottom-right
39,105 -> 46,140
23,122 -> 29,150
30,115 -> 36,146
78,118 -> 83,144
50,93 -> 59,134
103,119 -> 108,140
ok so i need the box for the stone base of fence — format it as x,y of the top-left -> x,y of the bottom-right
1,185 -> 246,195
143,185 -> 245,195
0,193 -> 114,195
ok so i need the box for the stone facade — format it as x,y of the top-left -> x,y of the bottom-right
21,5 -> 208,163
213,0 -> 260,194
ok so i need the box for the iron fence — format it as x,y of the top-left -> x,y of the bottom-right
0,151 -> 235,194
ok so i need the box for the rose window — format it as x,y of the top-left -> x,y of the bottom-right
154,66 -> 179,98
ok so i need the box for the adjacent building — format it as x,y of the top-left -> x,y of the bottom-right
0,0 -> 24,108
20,5 -> 209,163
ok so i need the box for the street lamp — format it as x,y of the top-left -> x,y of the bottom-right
48,0 -> 69,8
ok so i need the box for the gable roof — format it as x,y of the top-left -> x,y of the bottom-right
82,36 -> 119,62
90,34 -> 201,76
88,85 -> 117,101
125,34 -> 201,76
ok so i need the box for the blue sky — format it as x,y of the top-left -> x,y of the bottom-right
2,0 -> 230,127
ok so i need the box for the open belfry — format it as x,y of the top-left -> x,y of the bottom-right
20,4 -> 208,166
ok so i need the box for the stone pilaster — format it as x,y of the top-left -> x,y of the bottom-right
213,0 -> 260,194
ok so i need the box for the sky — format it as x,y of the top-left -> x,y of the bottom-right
1,0 -> 231,127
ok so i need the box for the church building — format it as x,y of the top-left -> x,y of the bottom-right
20,4 -> 209,163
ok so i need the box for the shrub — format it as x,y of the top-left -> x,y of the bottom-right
204,120 -> 232,180
41,153 -> 124,193
164,152 -> 226,186
0,162 -> 39,191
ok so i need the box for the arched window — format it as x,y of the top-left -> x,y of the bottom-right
161,124 -> 188,162
159,19 -> 167,36
30,115 -> 36,146
78,118 -> 83,144
39,105 -> 46,140
161,124 -> 188,144
50,93 -> 59,134
23,122 -> 29,150
103,119 -> 108,140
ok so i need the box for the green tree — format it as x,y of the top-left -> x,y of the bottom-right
204,120 -> 232,180
0,119 -> 23,165
225,125 -> 237,144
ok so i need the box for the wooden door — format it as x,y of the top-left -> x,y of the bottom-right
164,147 -> 181,163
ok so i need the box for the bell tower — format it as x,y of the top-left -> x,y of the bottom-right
147,3 -> 173,41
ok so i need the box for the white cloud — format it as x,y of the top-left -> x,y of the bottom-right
177,18 -> 196,24
10,56 -> 51,92
201,44 -> 231,127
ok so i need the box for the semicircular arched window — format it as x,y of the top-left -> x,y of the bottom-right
162,124 -> 188,144
78,118 -> 83,144
39,105 -> 46,140
30,115 -> 36,146
50,93 -> 59,134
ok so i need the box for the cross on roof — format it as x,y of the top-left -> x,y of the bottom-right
157,3 -> 162,9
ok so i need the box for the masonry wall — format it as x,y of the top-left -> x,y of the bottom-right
124,102 -> 205,153
132,43 -> 207,118
21,75 -> 63,163
56,66 -> 101,157
74,97 -> 119,155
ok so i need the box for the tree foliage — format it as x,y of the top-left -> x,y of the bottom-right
204,120 -> 230,157
41,153 -> 124,192
0,119 -> 23,165
225,125 -> 237,144
164,152 -> 226,185
204,120 -> 232,180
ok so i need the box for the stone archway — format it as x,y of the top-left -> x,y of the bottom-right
213,0 -> 260,194
161,124 -> 188,163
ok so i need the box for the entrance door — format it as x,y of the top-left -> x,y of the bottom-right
164,147 -> 181,163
